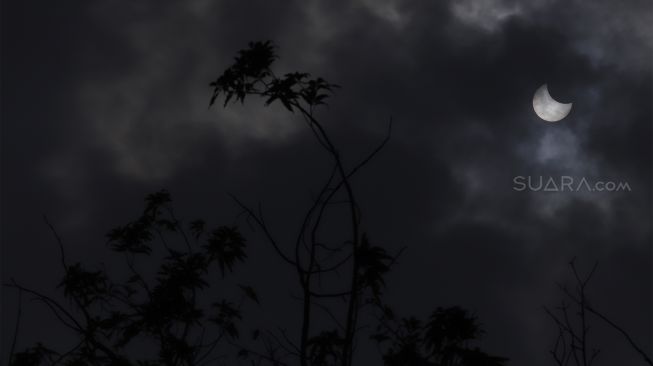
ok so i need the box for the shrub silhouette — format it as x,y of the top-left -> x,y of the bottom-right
8,191 -> 255,366
6,41 -> 508,366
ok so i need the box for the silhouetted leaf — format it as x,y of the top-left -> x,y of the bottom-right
423,306 -> 481,356
458,348 -> 509,366
159,252 -> 209,290
10,343 -> 57,366
238,284 -> 260,304
209,41 -> 276,107
155,219 -> 176,232
58,263 -> 109,306
238,349 -> 249,360
357,233 -> 393,297
189,219 -> 205,239
307,330 -> 344,366
204,226 -> 247,276
107,218 -> 153,255
211,300 -> 242,339
144,190 -> 171,218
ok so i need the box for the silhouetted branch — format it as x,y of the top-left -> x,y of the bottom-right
229,194 -> 298,268
6,280 -> 83,332
311,252 -> 354,274
346,117 -> 393,182
265,329 -> 301,358
163,205 -> 194,253
585,304 -> 652,365
43,215 -> 67,271
52,339 -> 85,366
195,330 -> 227,365
227,338 -> 291,366
309,290 -> 352,298
297,163 -> 338,254
548,260 -> 652,366
7,282 -> 22,365
277,327 -> 302,355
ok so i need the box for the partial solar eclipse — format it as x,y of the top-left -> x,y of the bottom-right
532,84 -> 572,122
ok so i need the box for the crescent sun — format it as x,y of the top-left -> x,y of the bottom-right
532,84 -> 572,122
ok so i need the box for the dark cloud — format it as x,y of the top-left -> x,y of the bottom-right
2,1 -> 651,365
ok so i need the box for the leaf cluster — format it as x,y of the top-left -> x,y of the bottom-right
209,40 -> 338,112
10,191 -> 256,366
372,306 -> 508,366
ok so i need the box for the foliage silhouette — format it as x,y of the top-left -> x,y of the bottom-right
208,40 -> 507,366
8,191 -> 256,366
6,41 -> 507,366
373,306 -> 508,366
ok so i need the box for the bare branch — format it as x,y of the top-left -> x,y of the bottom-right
229,194 -> 298,268
43,215 -> 67,271
5,280 -> 83,332
8,282 -> 22,365
585,305 -> 653,366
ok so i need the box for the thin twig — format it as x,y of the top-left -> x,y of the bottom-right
43,215 -> 67,271
229,194 -> 297,268
8,283 -> 22,365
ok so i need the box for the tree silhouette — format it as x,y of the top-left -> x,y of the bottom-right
8,192 -> 255,366
372,306 -> 507,366
6,41 -> 507,366
207,40 -> 507,366
545,258 -> 652,366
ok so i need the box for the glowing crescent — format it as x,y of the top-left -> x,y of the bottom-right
532,84 -> 572,122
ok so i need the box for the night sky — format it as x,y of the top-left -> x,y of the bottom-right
1,1 -> 652,365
